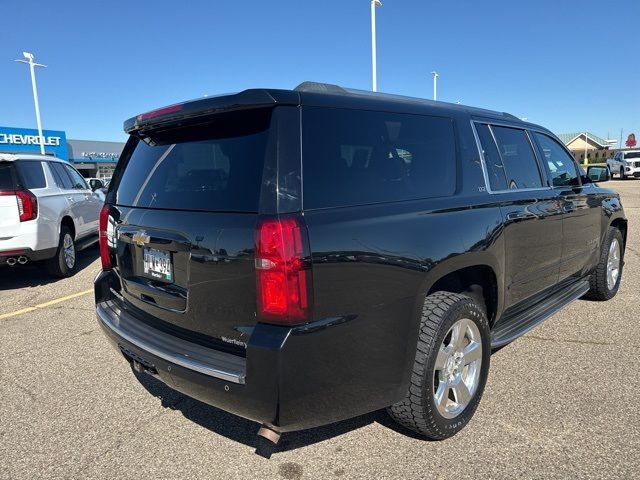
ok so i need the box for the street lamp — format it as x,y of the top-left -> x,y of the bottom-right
431,71 -> 439,101
370,0 -> 382,92
15,52 -> 47,155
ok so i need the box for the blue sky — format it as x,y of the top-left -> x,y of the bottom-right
1,0 -> 638,144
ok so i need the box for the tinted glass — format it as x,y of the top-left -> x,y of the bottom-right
115,110 -> 271,212
534,133 -> 580,187
64,165 -> 89,189
0,163 -> 15,189
16,161 -> 46,189
302,108 -> 456,209
491,126 -> 543,189
624,152 -> 640,159
476,123 -> 507,191
49,162 -> 74,189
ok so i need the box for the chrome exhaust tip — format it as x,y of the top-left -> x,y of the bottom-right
17,256 -> 28,265
6,257 -> 17,266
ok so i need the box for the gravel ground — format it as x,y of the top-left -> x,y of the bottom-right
1,179 -> 638,480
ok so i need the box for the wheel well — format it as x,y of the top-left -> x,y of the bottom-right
428,265 -> 498,326
60,216 -> 75,239
611,218 -> 627,246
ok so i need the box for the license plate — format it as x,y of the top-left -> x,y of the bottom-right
143,248 -> 173,282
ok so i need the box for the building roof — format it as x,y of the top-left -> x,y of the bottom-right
557,132 -> 609,148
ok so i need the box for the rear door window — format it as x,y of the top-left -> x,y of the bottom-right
114,110 -> 272,212
490,126 -> 543,190
302,107 -> 456,209
15,161 -> 46,189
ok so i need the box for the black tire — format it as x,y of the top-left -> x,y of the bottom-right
584,227 -> 624,301
387,291 -> 491,439
46,226 -> 77,278
620,167 -> 627,180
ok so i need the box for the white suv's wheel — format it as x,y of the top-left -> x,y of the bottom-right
46,226 -> 77,278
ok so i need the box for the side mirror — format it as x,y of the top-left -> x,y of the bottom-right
587,165 -> 610,183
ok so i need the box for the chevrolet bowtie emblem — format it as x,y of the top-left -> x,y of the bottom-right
132,230 -> 150,247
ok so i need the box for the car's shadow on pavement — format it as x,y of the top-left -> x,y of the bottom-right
0,247 -> 99,291
133,369 -> 425,457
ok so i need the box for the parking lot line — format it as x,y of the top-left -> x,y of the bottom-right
0,288 -> 93,320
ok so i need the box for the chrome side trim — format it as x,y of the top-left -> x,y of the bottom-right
97,301 -> 246,384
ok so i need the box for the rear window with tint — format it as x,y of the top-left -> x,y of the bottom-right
115,110 -> 272,212
16,161 -> 46,189
302,107 -> 456,209
0,163 -> 14,189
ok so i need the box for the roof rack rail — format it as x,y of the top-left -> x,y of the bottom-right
294,82 -> 347,94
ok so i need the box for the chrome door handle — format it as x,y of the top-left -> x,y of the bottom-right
506,211 -> 536,221
66,196 -> 75,203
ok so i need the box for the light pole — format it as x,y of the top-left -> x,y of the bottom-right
15,52 -> 47,155
431,71 -> 439,101
370,0 -> 382,92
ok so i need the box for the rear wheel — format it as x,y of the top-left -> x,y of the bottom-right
46,226 -> 77,278
584,227 -> 624,301
387,291 -> 490,439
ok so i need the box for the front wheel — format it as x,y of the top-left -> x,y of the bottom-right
387,291 -> 491,439
46,226 -> 77,278
620,167 -> 627,180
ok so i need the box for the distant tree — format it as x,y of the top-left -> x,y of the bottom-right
626,133 -> 637,148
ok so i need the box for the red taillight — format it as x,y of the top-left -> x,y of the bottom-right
0,190 -> 37,222
255,216 -> 312,325
16,190 -> 37,222
137,103 -> 183,121
99,206 -> 112,270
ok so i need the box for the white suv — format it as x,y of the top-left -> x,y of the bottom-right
608,150 -> 640,179
0,154 -> 102,277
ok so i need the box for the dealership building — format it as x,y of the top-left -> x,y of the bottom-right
0,125 -> 124,179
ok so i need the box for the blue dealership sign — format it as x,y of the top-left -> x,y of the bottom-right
0,126 -> 68,160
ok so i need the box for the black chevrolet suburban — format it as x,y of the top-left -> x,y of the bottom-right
95,82 -> 626,443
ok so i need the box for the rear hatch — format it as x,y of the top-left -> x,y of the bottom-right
0,160 -> 41,230
0,162 -> 20,230
107,108 -> 278,353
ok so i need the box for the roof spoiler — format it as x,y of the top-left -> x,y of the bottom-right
124,89 -> 299,136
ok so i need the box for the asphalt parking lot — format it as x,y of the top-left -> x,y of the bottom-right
1,180 -> 639,480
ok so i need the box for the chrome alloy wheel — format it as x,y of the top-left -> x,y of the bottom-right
63,233 -> 75,269
433,318 -> 482,419
607,238 -> 621,291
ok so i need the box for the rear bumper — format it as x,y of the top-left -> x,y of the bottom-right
0,220 -> 57,264
96,300 -> 280,428
0,246 -> 57,265
94,270 -> 409,432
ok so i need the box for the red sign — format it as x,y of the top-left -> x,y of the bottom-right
626,133 -> 637,148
